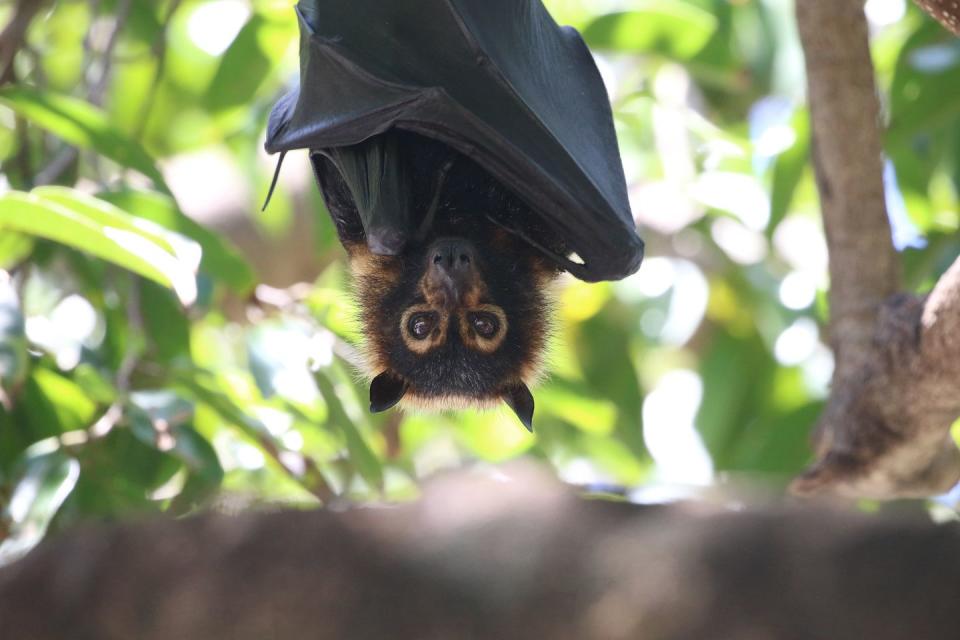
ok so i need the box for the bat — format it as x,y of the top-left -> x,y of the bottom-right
264,0 -> 644,429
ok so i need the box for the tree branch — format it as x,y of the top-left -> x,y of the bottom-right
792,0 -> 960,498
2,466 -> 960,640
798,0 -> 901,386
921,256 -> 960,370
792,256 -> 960,498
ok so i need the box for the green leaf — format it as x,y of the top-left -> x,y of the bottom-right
17,367 -> 97,438
313,368 -> 384,491
0,275 -> 28,392
176,373 -> 271,440
175,371 -> 328,497
32,186 -> 198,261
169,424 -> 223,483
696,329 -> 775,469
64,428 -> 180,518
888,25 -> 960,144
767,109 -> 810,238
0,85 -> 168,189
127,405 -> 223,484
0,449 -> 79,563
139,280 -> 191,364
206,15 -> 273,112
72,364 -> 117,405
729,401 -> 821,474
98,189 -> 256,293
0,191 -> 197,305
583,2 -> 717,60
125,0 -> 164,44
575,308 -> 646,457
538,380 -> 617,436
581,434 -> 647,484
0,232 -> 33,270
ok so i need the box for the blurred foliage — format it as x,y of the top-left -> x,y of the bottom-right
0,0 -> 959,561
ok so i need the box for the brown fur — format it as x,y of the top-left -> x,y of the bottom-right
348,240 -> 555,406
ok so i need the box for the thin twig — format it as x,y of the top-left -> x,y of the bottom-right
72,277 -> 143,442
257,435 -> 337,503
33,148 -> 75,185
34,0 -> 132,186
87,0 -> 131,108
0,0 -> 48,86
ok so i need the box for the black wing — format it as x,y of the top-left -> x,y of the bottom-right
265,0 -> 643,282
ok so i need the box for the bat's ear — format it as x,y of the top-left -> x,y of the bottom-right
370,371 -> 407,413
502,383 -> 534,432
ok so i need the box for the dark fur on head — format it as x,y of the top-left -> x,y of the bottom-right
312,131 -> 564,427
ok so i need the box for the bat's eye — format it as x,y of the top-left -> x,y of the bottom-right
408,312 -> 438,340
470,312 -> 500,339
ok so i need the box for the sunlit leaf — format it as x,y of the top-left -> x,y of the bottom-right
72,364 -> 117,406
538,382 -> 617,435
581,435 -> 647,484
32,187 -> 199,263
98,189 -> 255,293
0,448 -> 79,563
0,232 -> 33,270
18,367 -> 97,437
456,409 -> 535,461
0,191 -> 197,305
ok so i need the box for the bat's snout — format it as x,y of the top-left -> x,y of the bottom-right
426,238 -> 480,308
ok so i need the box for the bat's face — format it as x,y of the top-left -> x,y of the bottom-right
349,222 -> 556,429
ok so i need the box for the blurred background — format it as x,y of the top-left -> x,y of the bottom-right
1,0 -> 959,561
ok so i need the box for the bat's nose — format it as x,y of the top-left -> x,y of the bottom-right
430,238 -> 476,274
426,238 -> 479,307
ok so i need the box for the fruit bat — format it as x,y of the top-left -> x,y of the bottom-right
264,0 -> 644,429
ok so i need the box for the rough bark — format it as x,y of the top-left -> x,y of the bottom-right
914,0 -> 960,35
1,467 -> 958,640
792,0 -> 960,498
799,0 -> 901,386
